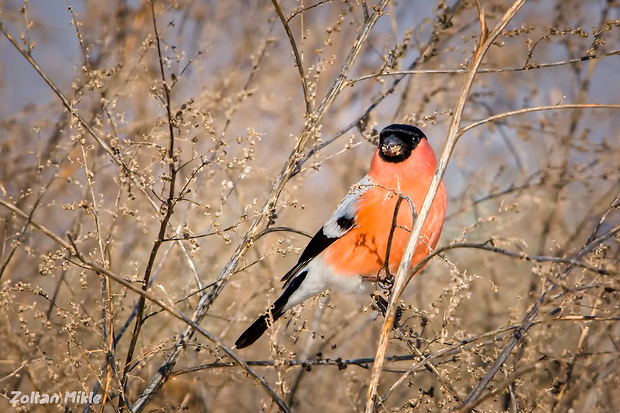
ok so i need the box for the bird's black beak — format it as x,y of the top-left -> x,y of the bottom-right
380,135 -> 403,158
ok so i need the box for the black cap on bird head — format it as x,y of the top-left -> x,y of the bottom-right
378,124 -> 426,163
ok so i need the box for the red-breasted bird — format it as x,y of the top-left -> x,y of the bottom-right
235,124 -> 447,349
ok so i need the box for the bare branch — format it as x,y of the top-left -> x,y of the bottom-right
272,0 -> 311,113
0,197 -> 290,412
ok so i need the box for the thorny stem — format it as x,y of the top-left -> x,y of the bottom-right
166,314 -> 619,378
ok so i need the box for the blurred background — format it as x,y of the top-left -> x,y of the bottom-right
0,0 -> 619,411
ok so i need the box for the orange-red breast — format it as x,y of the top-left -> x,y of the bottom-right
235,124 -> 447,349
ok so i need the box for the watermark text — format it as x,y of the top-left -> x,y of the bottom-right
10,390 -> 102,405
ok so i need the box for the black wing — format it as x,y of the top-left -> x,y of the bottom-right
280,175 -> 371,285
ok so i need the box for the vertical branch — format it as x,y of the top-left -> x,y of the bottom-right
272,0 -> 311,114
120,0 -> 180,402
364,1 -> 527,411
78,141 -> 119,407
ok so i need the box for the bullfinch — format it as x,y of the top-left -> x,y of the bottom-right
235,124 -> 447,349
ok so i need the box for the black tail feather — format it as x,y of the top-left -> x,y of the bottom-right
235,271 -> 307,349
235,313 -> 272,349
235,298 -> 286,349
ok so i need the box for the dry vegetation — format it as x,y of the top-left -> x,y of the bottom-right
1,0 -> 619,412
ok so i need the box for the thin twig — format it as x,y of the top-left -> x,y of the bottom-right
1,21 -> 216,401
462,286 -> 544,407
349,49 -> 620,83
422,239 -> 618,277
170,353 -> 452,377
460,104 -> 620,136
272,0 -> 311,114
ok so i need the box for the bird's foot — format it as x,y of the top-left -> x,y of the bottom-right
370,293 -> 403,328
